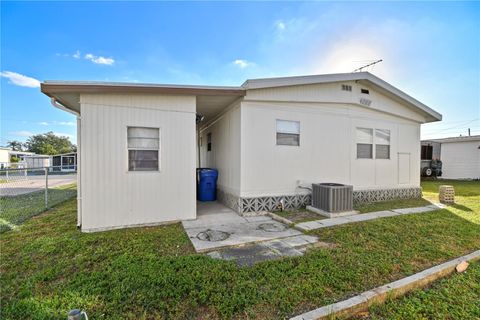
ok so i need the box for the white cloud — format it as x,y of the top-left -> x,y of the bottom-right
0,71 -> 40,88
233,59 -> 254,69
9,130 -> 34,137
57,121 -> 75,126
58,50 -> 115,65
85,53 -> 115,65
52,132 -> 74,139
38,121 -> 76,126
275,20 -> 286,31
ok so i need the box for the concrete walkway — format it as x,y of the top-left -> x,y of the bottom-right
183,202 -> 303,252
291,250 -> 480,320
296,203 -> 446,231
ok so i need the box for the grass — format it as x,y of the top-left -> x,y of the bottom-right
363,260 -> 480,319
0,180 -> 479,319
0,183 -> 76,233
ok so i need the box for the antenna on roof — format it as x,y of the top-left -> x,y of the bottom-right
353,59 -> 383,73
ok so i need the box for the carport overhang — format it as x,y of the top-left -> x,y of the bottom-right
41,81 -> 246,122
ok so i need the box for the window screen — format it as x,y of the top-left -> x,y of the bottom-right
375,129 -> 390,159
421,145 -> 433,160
356,128 -> 373,159
127,127 -> 159,171
276,120 -> 300,146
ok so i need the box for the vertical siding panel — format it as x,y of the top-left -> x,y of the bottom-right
79,93 -> 196,231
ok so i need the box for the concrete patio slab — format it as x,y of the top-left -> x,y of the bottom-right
281,235 -> 318,247
207,234 -> 320,266
244,215 -> 272,223
183,202 -> 302,252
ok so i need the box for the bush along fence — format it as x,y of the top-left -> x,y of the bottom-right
0,167 -> 77,233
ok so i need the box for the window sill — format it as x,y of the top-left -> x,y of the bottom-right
126,170 -> 162,174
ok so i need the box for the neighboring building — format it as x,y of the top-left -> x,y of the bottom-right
0,147 -> 10,169
51,152 -> 77,172
41,72 -> 442,232
23,154 -> 51,169
422,135 -> 480,179
0,148 -> 36,169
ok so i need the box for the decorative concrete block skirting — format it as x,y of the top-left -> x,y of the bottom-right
290,250 -> 480,320
217,189 -> 311,215
353,187 -> 422,204
218,187 -> 422,215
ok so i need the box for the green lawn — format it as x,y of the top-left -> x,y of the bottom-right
364,261 -> 480,319
0,180 -> 479,319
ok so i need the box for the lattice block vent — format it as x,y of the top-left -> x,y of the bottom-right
439,185 -> 455,204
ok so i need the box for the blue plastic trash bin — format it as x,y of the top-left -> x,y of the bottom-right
197,168 -> 218,201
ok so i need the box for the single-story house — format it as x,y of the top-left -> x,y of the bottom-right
422,135 -> 480,179
41,72 -> 442,232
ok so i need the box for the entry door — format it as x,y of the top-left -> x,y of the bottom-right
398,153 -> 410,184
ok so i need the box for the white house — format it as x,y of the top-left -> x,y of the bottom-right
422,135 -> 480,179
41,72 -> 442,232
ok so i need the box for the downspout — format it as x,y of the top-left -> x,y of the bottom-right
50,98 -> 82,229
196,113 -> 205,168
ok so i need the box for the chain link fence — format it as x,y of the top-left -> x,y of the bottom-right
0,167 -> 77,233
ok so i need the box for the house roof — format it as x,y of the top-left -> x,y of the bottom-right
41,72 -> 441,122
425,135 -> 480,143
41,81 -> 246,117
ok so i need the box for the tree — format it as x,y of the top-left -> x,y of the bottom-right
24,132 -> 75,155
6,140 -> 24,151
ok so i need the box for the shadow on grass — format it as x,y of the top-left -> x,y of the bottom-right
448,203 -> 473,212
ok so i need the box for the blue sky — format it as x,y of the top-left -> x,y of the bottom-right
1,1 -> 479,145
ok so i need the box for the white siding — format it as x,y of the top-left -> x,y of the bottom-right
199,102 -> 241,195
79,93 -> 196,231
240,97 -> 421,197
245,82 -> 427,123
441,141 -> 480,179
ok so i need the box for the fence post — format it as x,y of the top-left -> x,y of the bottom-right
44,167 -> 48,209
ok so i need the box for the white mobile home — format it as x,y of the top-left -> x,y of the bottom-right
41,72 -> 442,232
422,135 -> 480,179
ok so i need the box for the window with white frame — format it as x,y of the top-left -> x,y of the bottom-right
127,127 -> 160,171
356,128 -> 373,158
375,129 -> 390,159
356,127 -> 391,159
276,120 -> 300,146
